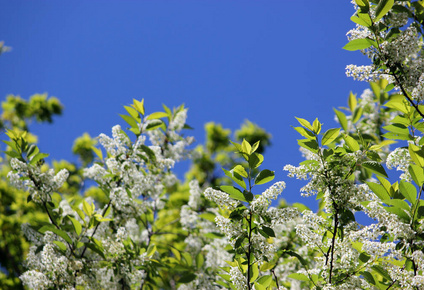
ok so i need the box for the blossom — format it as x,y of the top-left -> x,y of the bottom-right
386,147 -> 412,181
229,266 -> 247,290
204,188 -> 239,210
262,181 -> 286,200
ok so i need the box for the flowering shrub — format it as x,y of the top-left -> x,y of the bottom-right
4,0 -> 424,289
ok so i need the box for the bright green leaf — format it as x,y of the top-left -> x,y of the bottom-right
255,169 -> 275,185
220,186 -> 247,202
321,128 -> 340,146
344,134 -> 360,151
343,38 -> 376,51
375,0 -> 394,21
67,216 -> 82,236
295,117 -> 314,131
334,108 -> 348,131
363,161 -> 388,178
233,164 -> 248,178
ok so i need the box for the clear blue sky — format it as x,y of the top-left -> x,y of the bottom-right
0,1 -> 370,211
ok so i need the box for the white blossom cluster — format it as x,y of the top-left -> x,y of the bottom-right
204,188 -> 239,210
14,108 -> 195,289
345,2 -> 424,99
386,147 -> 412,181
20,241 -> 80,289
229,266 -> 247,290
8,158 -> 69,203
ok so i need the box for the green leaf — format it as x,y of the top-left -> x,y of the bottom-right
293,126 -> 315,140
39,225 -> 73,244
312,118 -> 321,134
53,241 -> 67,252
256,275 -> 272,287
383,124 -> 409,135
196,253 -> 204,268
179,273 -> 196,283
343,38 -> 375,51
399,181 -> 417,204
120,114 -> 138,128
4,150 -> 21,158
295,117 -> 314,131
261,226 -> 275,238
132,99 -> 145,115
287,273 -> 309,282
145,119 -> 164,130
409,144 -> 424,167
343,134 -> 360,151
376,176 -> 392,194
29,153 -> 49,165
248,152 -> 264,169
198,212 -> 216,222
348,92 -> 357,112
351,12 -> 372,27
375,0 -> 394,21
384,97 -> 409,114
140,145 -> 157,162
84,240 -> 106,259
361,271 -> 376,286
255,169 -> 275,185
124,105 -> 140,120
83,200 -> 93,216
352,106 -> 363,123
334,108 -> 348,131
366,181 -> 391,200
253,282 -> 266,290
321,128 -> 340,146
27,144 -> 38,159
371,265 -> 392,282
92,146 -> 103,160
223,168 -> 246,189
249,263 -> 259,283
251,141 -> 260,154
383,199 -> 411,222
182,252 -> 193,266
233,165 -> 248,178
67,216 -> 82,236
355,0 -> 370,12
146,111 -> 169,120
241,139 -> 252,154
220,186 -> 246,202
363,161 -> 388,178
298,139 -> 319,153
284,250 -> 309,268
409,164 -> 424,187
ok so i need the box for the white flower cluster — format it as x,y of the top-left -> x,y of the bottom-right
188,179 -> 202,209
229,266 -> 247,290
180,205 -> 199,230
262,181 -> 286,200
202,238 -> 233,269
169,109 -> 188,131
214,215 -> 243,245
204,188 -> 239,210
7,158 -> 69,203
386,147 -> 412,181
20,243 -> 77,289
346,3 -> 424,96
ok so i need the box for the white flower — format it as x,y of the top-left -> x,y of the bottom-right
188,179 -> 201,209
262,181 -> 286,200
20,270 -> 52,290
204,188 -> 239,211
229,266 -> 247,290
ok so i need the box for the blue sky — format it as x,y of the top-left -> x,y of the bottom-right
0,1 -> 371,211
